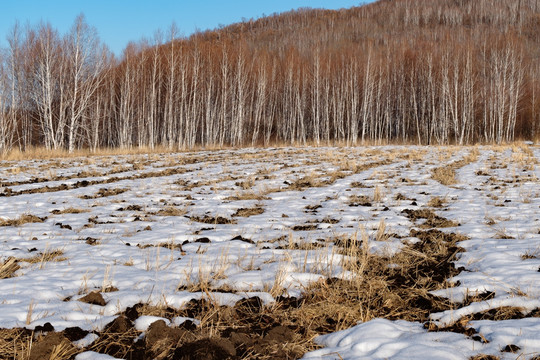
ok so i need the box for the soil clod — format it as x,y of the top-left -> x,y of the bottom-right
79,291 -> 106,306
173,338 -> 236,360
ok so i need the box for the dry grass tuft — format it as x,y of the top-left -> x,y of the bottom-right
21,249 -> 67,269
373,185 -> 384,203
493,227 -> 515,240
521,248 -> 540,260
81,188 -> 128,199
87,317 -> 141,359
50,208 -> 88,215
0,257 -> 20,279
235,177 -> 256,190
224,192 -> 270,201
432,166 -> 457,185
232,206 -> 265,217
427,196 -> 446,208
190,215 -> 237,225
157,206 -> 188,217
0,328 -> 32,360
288,174 -> 323,191
469,355 -> 500,360
0,214 -> 46,227
375,219 -> 390,242
348,195 -> 372,207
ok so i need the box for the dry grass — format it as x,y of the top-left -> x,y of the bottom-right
431,146 -> 480,186
521,248 -> 540,260
0,223 -> 472,359
1,145 -> 187,161
50,207 -> 88,215
493,227 -> 515,240
432,166 -> 458,185
0,214 -> 46,227
0,329 -> 32,360
402,208 -> 459,228
348,194 -> 372,207
232,206 -> 265,217
427,196 -> 446,208
373,185 -> 385,203
235,177 -> 256,190
224,191 -> 270,201
157,206 -> 188,217
190,215 -> 237,225
288,174 -> 324,191
0,257 -> 20,279
0,144 -> 526,359
87,223 -> 467,359
20,249 -> 67,269
80,188 -> 128,199
375,219 -> 390,242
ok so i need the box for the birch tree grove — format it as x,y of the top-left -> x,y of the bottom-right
1,0 -> 540,152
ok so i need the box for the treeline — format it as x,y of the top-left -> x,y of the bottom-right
1,0 -> 540,153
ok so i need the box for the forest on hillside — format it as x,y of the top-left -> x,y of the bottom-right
0,0 -> 540,153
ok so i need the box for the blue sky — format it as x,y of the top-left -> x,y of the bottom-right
1,0 -> 370,55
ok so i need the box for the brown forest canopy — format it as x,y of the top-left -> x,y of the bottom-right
1,0 -> 540,153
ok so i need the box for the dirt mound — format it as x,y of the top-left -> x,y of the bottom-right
89,316 -> 142,359
62,326 -> 89,341
146,320 -> 195,359
174,338 -> 236,360
29,332 -> 77,360
103,315 -> 133,333
79,291 -> 106,306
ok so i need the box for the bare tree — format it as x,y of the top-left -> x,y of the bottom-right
65,14 -> 105,152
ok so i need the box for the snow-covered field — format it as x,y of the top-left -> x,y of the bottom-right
1,145 -> 540,359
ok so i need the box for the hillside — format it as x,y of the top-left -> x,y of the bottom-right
1,0 -> 540,152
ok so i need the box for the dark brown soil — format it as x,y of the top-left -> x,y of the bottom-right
304,204 -> 322,213
79,291 -> 107,306
174,338 -> 236,360
137,242 -> 184,250
469,306 -> 528,321
406,229 -> 466,284
84,237 -> 99,245
232,207 -> 265,217
190,215 -> 237,225
29,332 -> 76,360
75,297 -> 304,360
62,326 -> 89,341
348,195 -> 372,207
394,193 -> 413,201
81,187 -> 128,199
1,224 -> 474,360
402,208 -> 459,228
320,217 -> 340,224
291,224 -> 318,231
118,205 -> 143,211
502,344 -> 521,353
231,235 -> 255,244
